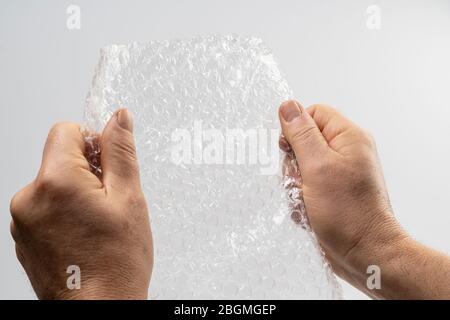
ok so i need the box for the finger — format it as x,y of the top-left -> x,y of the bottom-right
307,104 -> 354,141
39,122 -> 91,176
307,104 -> 368,152
279,135 -> 292,153
100,109 -> 141,193
278,100 -> 329,173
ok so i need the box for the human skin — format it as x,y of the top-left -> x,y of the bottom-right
10,103 -> 450,299
279,100 -> 450,299
10,109 -> 153,299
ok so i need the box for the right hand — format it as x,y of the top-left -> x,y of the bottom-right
278,100 -> 409,296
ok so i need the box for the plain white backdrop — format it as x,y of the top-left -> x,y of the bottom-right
1,0 -> 449,299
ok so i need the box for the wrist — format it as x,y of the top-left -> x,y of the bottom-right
337,214 -> 413,298
50,277 -> 148,300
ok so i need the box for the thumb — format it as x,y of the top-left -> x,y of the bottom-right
101,108 -> 141,192
278,100 -> 329,176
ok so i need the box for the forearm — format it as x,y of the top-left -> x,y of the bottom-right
379,240 -> 450,299
343,234 -> 450,299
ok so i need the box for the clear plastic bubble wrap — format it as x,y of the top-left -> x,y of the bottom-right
84,35 -> 342,299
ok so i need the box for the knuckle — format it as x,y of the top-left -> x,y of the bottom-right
34,172 -> 74,199
9,187 -> 32,224
50,121 -> 66,132
47,122 -> 79,146
34,173 -> 58,194
48,122 -> 68,138
9,193 -> 23,220
49,121 -> 76,135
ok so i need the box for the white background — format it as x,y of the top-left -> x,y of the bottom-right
1,0 -> 449,299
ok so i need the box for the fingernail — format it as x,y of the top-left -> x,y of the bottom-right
117,109 -> 133,133
280,100 -> 302,123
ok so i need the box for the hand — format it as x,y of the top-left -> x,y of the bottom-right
278,100 -> 450,299
10,109 -> 153,300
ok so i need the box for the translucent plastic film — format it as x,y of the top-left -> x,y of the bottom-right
85,35 -> 342,299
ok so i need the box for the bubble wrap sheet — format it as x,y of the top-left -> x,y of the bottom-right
85,35 -> 342,299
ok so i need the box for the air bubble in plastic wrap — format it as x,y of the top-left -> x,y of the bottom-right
84,35 -> 342,299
